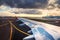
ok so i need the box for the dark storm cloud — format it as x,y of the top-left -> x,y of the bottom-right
55,0 -> 60,8
0,0 -> 48,8
56,0 -> 60,5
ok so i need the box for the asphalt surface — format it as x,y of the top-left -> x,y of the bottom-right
0,17 -> 30,40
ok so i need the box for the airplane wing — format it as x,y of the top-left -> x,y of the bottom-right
17,18 -> 60,40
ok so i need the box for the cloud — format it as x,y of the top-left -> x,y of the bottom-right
0,0 -> 48,8
56,0 -> 60,5
55,0 -> 60,8
46,0 -> 60,9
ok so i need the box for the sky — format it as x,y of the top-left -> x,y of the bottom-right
0,0 -> 60,17
0,0 -> 60,8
